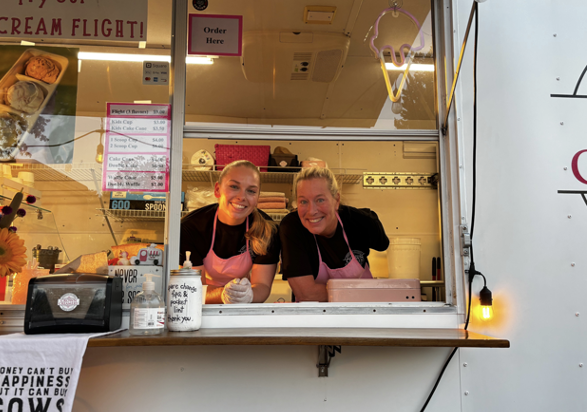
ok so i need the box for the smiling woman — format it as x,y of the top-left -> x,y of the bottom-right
279,167 -> 390,302
179,160 -> 280,304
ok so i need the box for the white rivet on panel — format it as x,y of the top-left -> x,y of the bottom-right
464,391 -> 469,396
564,167 -> 568,170
575,312 -> 580,317
568,215 -> 572,219
571,262 -> 575,266
560,122 -> 564,125
463,363 -> 468,367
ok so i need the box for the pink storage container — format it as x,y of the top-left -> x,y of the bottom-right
215,144 -> 271,172
327,278 -> 421,302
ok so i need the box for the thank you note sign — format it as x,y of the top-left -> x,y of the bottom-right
188,14 -> 242,56
2,0 -> 148,41
103,103 -> 171,192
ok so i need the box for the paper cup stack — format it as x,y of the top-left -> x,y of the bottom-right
18,171 -> 34,187
1,165 -> 12,178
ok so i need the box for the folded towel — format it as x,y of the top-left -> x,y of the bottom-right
258,196 -> 287,203
260,191 -> 285,198
259,209 -> 290,214
258,202 -> 286,209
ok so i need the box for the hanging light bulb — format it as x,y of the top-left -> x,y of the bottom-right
95,141 -> 104,163
391,100 -> 403,114
479,285 -> 493,321
95,117 -> 105,164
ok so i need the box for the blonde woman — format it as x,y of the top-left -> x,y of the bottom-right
279,167 -> 389,302
180,160 -> 280,304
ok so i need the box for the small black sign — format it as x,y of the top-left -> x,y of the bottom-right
193,0 -> 208,11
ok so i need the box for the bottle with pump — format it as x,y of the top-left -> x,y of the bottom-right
129,273 -> 165,335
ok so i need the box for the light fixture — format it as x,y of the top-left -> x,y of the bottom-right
95,118 -> 105,164
20,40 -> 35,46
95,140 -> 104,164
77,52 -> 215,65
385,63 -> 435,72
479,286 -> 493,321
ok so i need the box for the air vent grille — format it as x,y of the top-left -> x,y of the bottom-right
291,73 -> 309,80
293,52 -> 313,61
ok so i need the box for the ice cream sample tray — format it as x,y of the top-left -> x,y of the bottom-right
0,48 -> 68,160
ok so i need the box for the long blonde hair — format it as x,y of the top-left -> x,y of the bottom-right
293,166 -> 339,200
218,160 -> 277,256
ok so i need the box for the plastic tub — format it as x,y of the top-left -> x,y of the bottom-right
387,237 -> 421,279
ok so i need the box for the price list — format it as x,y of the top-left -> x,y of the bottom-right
102,103 -> 171,192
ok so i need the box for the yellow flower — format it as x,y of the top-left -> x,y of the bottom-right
0,228 -> 27,277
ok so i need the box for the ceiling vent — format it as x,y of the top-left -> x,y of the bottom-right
241,31 -> 350,84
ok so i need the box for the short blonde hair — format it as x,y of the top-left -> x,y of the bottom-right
293,167 -> 339,199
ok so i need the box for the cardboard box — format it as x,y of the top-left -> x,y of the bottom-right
327,278 -> 421,302
108,265 -> 163,310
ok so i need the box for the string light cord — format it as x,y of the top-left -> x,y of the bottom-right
21,127 -> 165,149
419,2 -> 481,411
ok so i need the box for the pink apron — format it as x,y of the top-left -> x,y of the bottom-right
202,210 -> 253,286
314,213 -> 373,284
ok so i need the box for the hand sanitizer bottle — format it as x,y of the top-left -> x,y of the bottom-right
129,273 -> 165,335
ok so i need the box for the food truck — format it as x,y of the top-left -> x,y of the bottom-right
0,0 -> 583,410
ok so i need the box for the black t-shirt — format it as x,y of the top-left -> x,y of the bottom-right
279,204 -> 390,280
180,204 -> 280,266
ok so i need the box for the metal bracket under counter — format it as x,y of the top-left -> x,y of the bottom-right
317,345 -> 342,377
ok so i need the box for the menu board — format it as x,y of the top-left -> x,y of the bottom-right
102,103 -> 171,192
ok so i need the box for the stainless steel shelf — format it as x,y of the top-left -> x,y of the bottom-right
182,166 -> 364,184
98,208 -> 289,222
11,164 -> 364,185
11,163 -> 102,182
97,208 -> 190,222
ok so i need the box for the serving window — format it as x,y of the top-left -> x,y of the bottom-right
0,0 -> 463,329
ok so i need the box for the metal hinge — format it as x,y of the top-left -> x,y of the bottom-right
460,224 -> 471,256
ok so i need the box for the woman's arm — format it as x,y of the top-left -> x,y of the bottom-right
287,275 -> 328,302
250,263 -> 277,303
192,264 -> 224,304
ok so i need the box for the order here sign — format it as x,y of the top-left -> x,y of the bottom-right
188,14 -> 242,56
1,0 -> 148,42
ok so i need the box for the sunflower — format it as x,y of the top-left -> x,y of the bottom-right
0,228 -> 27,277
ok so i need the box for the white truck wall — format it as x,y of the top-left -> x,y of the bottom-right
456,0 -> 587,411
73,1 -> 587,411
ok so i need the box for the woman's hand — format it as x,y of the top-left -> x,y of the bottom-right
221,278 -> 254,304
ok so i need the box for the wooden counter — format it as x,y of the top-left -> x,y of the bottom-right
87,328 -> 510,348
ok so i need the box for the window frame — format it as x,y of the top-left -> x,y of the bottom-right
166,0 -> 467,328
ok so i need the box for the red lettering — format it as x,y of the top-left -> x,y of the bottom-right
11,18 -> 21,35
102,19 -> 112,37
94,19 -> 98,36
572,150 -> 587,184
58,0 -> 66,2
115,20 -> 123,38
71,18 -> 80,36
128,21 -> 137,38
82,19 -> 91,36
39,0 -> 47,8
24,16 -> 33,34
35,18 -> 47,35
0,17 -> 7,35
51,18 -> 62,35
140,22 -> 144,38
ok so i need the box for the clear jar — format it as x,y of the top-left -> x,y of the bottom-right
167,268 -> 203,332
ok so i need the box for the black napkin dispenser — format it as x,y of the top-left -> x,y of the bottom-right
24,274 -> 122,334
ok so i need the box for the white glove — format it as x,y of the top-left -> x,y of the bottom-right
221,277 -> 254,304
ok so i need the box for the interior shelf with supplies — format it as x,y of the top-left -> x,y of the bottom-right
9,163 -> 102,182
182,166 -> 365,185
97,208 -> 289,223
